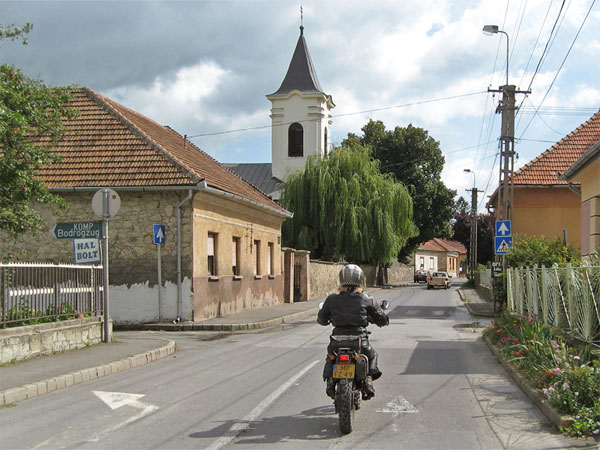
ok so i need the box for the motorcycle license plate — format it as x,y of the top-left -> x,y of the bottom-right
333,363 -> 355,378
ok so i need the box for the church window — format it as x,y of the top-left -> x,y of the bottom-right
288,123 -> 303,157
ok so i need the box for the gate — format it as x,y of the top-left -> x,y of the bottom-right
293,262 -> 302,301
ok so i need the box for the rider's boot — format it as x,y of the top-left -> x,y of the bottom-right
326,378 -> 336,398
362,375 -> 375,400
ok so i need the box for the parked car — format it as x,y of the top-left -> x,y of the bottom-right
413,270 -> 428,283
427,271 -> 451,290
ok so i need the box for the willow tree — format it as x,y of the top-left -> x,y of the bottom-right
280,142 -> 416,278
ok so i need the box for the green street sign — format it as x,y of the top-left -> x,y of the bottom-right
52,221 -> 102,240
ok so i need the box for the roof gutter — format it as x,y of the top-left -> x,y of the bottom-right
50,184 -> 293,218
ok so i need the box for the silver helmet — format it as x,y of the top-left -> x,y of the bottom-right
339,264 -> 364,287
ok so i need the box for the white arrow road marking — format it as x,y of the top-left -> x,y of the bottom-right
206,360 -> 320,450
376,396 -> 418,417
89,391 -> 158,442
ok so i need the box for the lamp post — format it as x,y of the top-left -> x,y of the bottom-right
464,169 -> 478,278
482,25 -> 509,86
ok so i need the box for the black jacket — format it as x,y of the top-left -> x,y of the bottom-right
317,290 -> 389,333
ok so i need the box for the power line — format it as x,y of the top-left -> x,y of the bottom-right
187,91 -> 486,139
518,0 -> 596,140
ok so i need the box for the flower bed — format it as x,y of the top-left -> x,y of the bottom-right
485,313 -> 600,437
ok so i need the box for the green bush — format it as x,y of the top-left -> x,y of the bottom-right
506,234 -> 579,268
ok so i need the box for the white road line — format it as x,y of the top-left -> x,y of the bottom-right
206,360 -> 320,450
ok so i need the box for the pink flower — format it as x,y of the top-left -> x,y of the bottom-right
573,356 -> 580,360
513,338 -> 519,345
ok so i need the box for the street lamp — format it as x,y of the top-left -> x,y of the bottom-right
463,169 -> 475,188
482,25 -> 509,86
463,169 -> 478,279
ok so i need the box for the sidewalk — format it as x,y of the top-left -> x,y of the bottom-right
457,286 -> 497,317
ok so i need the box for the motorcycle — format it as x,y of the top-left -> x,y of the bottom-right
320,300 -> 389,434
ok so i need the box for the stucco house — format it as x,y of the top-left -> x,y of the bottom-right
488,110 -> 600,250
414,238 -> 467,278
560,141 -> 600,257
0,88 -> 292,324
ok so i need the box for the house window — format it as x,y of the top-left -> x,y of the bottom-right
324,128 -> 328,156
419,256 -> 424,270
232,237 -> 240,275
207,232 -> 217,276
267,242 -> 274,276
429,257 -> 434,270
288,123 -> 303,157
253,240 -> 261,275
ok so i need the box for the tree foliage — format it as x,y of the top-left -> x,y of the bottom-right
0,24 -> 75,235
451,203 -> 495,266
343,120 -> 456,262
280,142 -> 416,266
505,234 -> 579,268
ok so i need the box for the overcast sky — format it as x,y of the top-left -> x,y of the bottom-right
2,0 -> 599,209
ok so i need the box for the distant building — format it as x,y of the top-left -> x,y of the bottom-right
227,26 -> 334,200
414,238 -> 467,278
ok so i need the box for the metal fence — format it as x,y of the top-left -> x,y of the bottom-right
1,262 -> 104,328
506,263 -> 600,346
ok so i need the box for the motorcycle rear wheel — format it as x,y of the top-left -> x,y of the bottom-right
336,379 -> 354,434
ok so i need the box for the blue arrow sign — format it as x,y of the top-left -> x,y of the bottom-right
496,220 -> 512,236
153,224 -> 165,245
495,236 -> 513,255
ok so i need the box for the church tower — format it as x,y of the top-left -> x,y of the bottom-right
267,25 -> 335,181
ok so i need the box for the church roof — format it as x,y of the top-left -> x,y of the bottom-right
268,26 -> 324,97
37,88 -> 289,216
225,163 -> 281,201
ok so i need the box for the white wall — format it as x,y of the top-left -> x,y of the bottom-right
110,277 -> 192,324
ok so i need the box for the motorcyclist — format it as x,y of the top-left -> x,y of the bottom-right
317,264 -> 389,400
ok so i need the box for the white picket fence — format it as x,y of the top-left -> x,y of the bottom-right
506,263 -> 600,346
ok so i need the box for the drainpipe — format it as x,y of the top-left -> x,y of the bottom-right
566,182 -> 581,197
176,189 -> 193,321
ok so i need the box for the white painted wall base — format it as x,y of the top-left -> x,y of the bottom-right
110,277 -> 193,324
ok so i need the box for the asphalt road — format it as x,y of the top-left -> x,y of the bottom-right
1,282 -> 597,449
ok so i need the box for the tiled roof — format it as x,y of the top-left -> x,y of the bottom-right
418,238 -> 467,254
37,88 -> 289,216
512,110 -> 600,186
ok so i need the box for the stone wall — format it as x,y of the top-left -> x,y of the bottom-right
0,317 -> 109,364
475,268 -> 493,301
387,261 -> 413,283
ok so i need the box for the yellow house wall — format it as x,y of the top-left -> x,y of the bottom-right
192,192 -> 287,320
568,156 -> 600,256
512,186 -> 581,249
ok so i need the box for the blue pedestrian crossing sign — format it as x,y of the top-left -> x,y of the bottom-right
496,220 -> 512,236
153,224 -> 165,245
495,236 -> 513,255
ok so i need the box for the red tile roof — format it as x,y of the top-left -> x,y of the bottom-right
512,110 -> 600,186
37,88 -> 289,216
418,238 -> 467,254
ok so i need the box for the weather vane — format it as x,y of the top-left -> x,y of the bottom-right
300,5 -> 303,28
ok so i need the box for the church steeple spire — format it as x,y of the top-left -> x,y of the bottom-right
268,25 -> 323,97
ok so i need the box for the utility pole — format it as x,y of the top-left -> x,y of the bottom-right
483,25 -> 530,263
466,186 -> 482,278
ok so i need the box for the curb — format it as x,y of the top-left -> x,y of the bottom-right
0,340 -> 176,407
119,307 -> 321,332
483,335 -> 574,429
458,289 -> 497,318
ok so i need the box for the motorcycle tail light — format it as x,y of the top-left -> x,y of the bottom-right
339,354 -> 350,363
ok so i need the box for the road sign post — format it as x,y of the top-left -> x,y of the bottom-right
153,225 -> 166,323
92,189 -> 121,344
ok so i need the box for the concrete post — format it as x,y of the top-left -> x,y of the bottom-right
294,250 -> 311,302
282,248 -> 295,303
